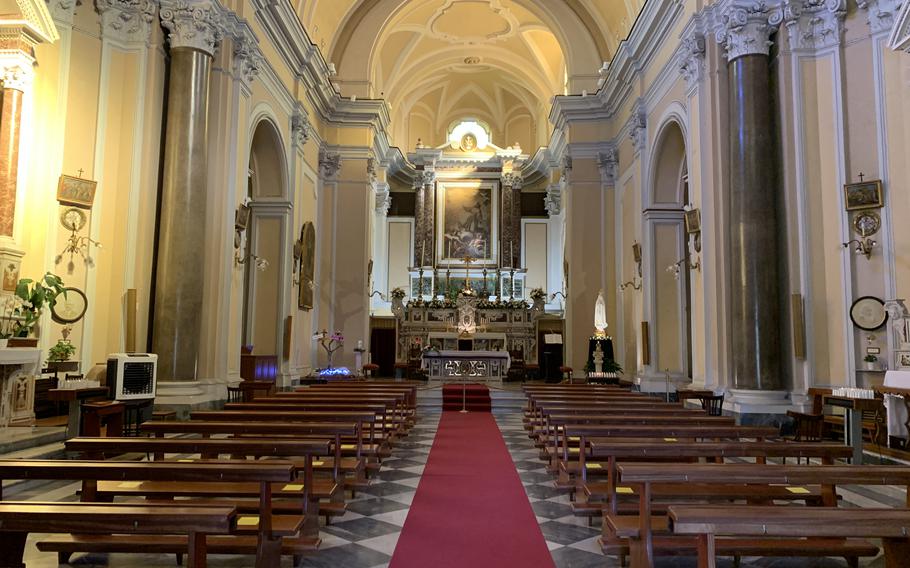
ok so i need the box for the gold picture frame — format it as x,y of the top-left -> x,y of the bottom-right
684,208 -> 701,234
57,175 -> 97,209
843,180 -> 883,211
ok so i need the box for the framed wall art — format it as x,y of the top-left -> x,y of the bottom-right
843,180 -> 883,211
57,175 -> 97,209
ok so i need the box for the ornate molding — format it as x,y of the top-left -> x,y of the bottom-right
860,0 -> 904,35
367,157 -> 377,184
45,0 -> 77,26
677,33 -> 706,89
597,149 -> 619,187
545,183 -> 562,216
501,172 -> 522,189
96,0 -> 157,45
291,107 -> 311,149
159,0 -> 226,56
419,170 -> 436,187
783,0 -> 846,51
714,1 -> 784,61
888,0 -> 910,51
318,150 -> 341,180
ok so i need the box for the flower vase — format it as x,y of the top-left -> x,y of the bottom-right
865,362 -> 876,371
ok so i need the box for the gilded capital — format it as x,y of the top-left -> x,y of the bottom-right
159,0 -> 225,56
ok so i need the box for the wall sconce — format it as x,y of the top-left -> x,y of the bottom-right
550,291 -> 567,304
621,241 -> 643,291
842,238 -> 876,260
666,255 -> 700,280
55,207 -> 101,274
619,278 -> 642,291
235,252 -> 269,271
233,200 -> 267,271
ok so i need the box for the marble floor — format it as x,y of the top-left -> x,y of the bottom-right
3,397 -> 906,567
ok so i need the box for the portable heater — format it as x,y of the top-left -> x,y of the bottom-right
106,353 -> 158,401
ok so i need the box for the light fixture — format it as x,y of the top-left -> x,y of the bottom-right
619,278 -> 641,291
666,255 -> 700,280
55,207 -> 101,274
842,238 -> 876,260
235,252 -> 268,271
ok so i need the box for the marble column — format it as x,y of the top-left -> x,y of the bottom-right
422,171 -> 436,266
152,1 -> 223,381
0,60 -> 32,294
501,172 -> 522,267
718,5 -> 784,390
412,178 -> 425,266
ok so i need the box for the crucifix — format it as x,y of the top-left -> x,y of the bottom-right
77,168 -> 84,179
462,255 -> 474,291
858,172 -> 865,182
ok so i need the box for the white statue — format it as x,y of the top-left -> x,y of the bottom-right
594,289 -> 608,338
592,342 -> 605,373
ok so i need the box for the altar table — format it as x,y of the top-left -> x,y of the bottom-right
421,350 -> 510,382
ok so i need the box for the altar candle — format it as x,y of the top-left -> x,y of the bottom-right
420,242 -> 425,267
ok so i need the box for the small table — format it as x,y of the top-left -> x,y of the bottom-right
48,387 -> 109,438
823,395 -> 882,464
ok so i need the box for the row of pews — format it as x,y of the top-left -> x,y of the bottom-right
0,380 -> 420,568
522,383 -> 910,568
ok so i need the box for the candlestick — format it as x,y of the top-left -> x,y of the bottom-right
421,241 -> 425,267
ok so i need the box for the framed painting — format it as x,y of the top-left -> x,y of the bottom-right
57,175 -> 97,209
684,208 -> 701,234
298,221 -> 315,310
438,181 -> 498,266
843,180 -> 883,211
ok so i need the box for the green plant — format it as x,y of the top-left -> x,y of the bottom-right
863,354 -> 878,363
48,339 -> 76,362
11,273 -> 66,337
602,358 -> 624,375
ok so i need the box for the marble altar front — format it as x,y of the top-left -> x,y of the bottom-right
0,347 -> 40,426
421,350 -> 510,382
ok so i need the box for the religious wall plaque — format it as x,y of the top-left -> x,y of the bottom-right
57,175 -> 97,209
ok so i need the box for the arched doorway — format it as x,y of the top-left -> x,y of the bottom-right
242,120 -> 288,360
646,121 -> 693,379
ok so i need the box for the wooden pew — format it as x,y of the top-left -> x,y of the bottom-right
0,460 -> 298,568
668,505 -> 910,568
614,463 -> 910,567
0,502 -> 235,568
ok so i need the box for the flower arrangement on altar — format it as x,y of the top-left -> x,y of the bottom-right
390,287 -> 406,300
529,288 -> 547,302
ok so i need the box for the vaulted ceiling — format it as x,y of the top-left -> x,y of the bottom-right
295,0 -> 646,152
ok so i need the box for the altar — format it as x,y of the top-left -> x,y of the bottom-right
0,347 -> 40,426
422,350 -> 510,382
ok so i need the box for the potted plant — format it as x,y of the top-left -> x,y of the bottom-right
6,273 -> 66,346
0,294 -> 28,348
863,354 -> 878,371
47,338 -> 77,362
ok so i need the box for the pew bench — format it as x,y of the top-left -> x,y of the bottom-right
0,460 -> 302,568
611,463 -> 910,567
668,505 -> 910,568
0,501 -> 236,568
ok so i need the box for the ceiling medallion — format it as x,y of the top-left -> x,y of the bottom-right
427,0 -> 518,44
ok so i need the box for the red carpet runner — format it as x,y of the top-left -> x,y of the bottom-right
390,411 -> 555,568
441,383 -> 491,412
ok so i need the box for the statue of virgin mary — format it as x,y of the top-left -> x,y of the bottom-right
594,290 -> 608,338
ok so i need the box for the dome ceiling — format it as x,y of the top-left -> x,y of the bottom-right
295,0 -> 646,152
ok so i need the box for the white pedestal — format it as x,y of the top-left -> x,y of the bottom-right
0,347 -> 40,426
725,389 -> 792,415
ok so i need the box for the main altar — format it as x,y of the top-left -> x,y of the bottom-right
391,121 -> 544,372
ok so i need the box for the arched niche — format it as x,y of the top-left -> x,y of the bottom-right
645,119 -> 693,379
242,119 -> 289,359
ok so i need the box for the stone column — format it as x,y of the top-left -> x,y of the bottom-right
152,0 -> 223,381
0,57 -> 33,295
716,4 -> 785,391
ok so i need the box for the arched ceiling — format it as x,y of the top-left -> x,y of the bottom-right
295,0 -> 646,151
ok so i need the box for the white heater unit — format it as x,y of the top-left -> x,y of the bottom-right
106,353 -> 158,401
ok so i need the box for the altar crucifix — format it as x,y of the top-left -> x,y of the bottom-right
461,255 -> 475,293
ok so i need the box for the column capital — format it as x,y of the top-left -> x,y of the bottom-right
597,148 -> 618,187
545,183 -> 562,216
159,0 -> 226,56
860,0 -> 903,36
628,100 -> 647,155
291,108 -> 311,149
374,182 -> 391,215
96,0 -> 157,46
677,32 -> 706,90
782,0 -> 846,51
0,56 -> 34,92
501,172 -> 522,189
318,150 -> 341,180
232,34 -> 263,88
418,170 -> 435,187
714,1 -> 783,61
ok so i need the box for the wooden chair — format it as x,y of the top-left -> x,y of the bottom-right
507,349 -> 526,382
700,394 -> 725,416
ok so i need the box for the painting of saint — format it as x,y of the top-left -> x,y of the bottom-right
443,185 -> 492,261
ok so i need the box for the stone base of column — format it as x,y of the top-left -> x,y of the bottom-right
153,377 -> 231,419
634,372 -> 691,395
0,237 -> 24,295
725,388 -> 792,417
